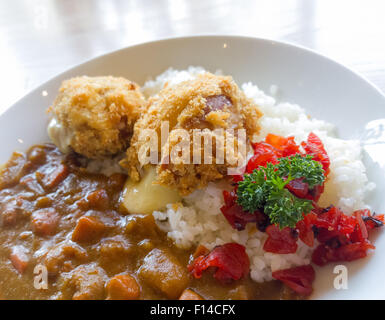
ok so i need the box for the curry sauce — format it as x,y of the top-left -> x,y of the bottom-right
0,144 -> 297,300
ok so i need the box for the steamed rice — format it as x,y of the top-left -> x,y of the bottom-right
148,67 -> 375,283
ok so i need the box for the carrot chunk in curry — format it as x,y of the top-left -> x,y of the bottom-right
72,216 -> 106,243
106,274 -> 140,300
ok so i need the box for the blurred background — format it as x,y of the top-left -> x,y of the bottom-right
0,0 -> 384,113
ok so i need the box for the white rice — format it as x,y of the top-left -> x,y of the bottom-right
147,67 -> 376,283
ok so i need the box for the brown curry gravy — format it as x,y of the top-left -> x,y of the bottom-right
0,144 -> 298,300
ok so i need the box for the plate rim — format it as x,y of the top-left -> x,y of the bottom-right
2,34 -> 384,118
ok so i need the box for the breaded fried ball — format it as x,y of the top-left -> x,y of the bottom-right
122,73 -> 263,195
47,76 -> 146,159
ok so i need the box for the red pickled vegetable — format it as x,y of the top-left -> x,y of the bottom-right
304,184 -> 324,202
313,206 -> 343,231
356,209 -> 384,231
220,132 -> 382,273
265,133 -> 300,157
247,142 -> 280,172
313,206 -> 363,238
263,225 -> 298,254
188,243 -> 250,283
311,208 -> 380,266
221,191 -> 258,231
349,212 -> 368,242
296,212 -> 317,247
301,132 -> 330,175
312,242 -> 375,266
286,178 -> 309,198
315,228 -> 344,244
272,265 -> 315,296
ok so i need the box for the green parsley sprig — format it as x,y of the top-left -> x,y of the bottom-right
236,154 -> 325,229
276,154 -> 324,188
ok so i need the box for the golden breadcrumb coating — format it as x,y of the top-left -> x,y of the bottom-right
122,73 -> 263,195
48,76 -> 146,159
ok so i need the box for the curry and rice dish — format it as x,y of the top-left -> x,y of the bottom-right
0,67 -> 383,300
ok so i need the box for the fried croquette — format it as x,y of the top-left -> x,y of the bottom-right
47,76 -> 146,159
122,73 -> 263,195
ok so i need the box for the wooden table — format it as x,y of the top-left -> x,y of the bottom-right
0,0 -> 384,113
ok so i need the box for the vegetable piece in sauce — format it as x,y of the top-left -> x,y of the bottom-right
138,248 -> 189,299
57,263 -> 107,300
106,274 -> 140,300
0,152 -> 28,189
77,189 -> 110,211
42,240 -> 89,276
188,243 -> 250,283
72,216 -> 106,243
9,246 -> 29,274
31,208 -> 60,236
179,288 -> 204,300
41,163 -> 69,189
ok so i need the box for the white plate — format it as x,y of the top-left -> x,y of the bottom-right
1,35 -> 384,299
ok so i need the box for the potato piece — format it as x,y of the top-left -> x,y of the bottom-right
138,248 -> 189,299
31,208 -> 60,236
9,245 -> 29,274
42,241 -> 88,275
122,166 -> 181,215
57,263 -> 107,300
125,214 -> 159,239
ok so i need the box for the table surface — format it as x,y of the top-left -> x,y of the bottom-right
1,0 -> 384,113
